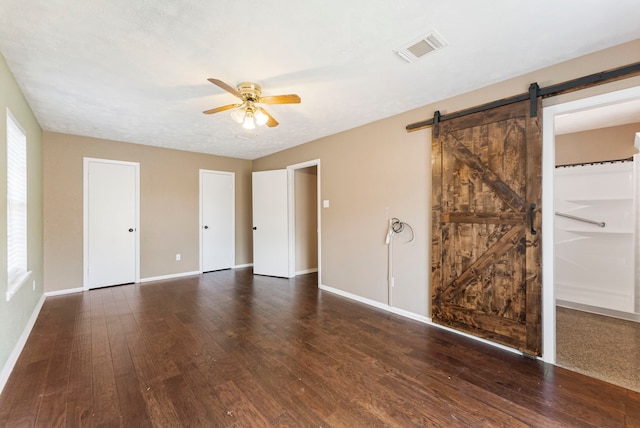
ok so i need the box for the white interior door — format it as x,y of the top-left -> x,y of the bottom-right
200,170 -> 234,272
252,169 -> 290,277
84,158 -> 139,289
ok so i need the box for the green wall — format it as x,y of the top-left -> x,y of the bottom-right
0,52 -> 44,389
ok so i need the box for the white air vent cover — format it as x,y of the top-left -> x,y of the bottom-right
395,30 -> 448,63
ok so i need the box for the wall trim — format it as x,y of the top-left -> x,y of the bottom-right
541,84 -> 640,365
233,263 -> 253,269
424,320 -> 523,357
140,271 -> 200,283
45,287 -> 84,297
0,294 -> 46,395
296,268 -> 318,275
319,283 -> 523,356
557,300 -> 640,323
319,284 -> 430,324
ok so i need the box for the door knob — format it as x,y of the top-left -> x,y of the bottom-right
204,225 -> 209,229
128,228 -> 134,232
252,227 -> 257,230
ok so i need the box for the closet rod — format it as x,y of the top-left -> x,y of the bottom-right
555,212 -> 605,228
555,156 -> 633,168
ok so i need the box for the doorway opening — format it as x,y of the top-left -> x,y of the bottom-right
542,85 -> 640,391
287,160 -> 321,284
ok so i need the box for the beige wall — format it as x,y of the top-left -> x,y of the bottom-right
556,122 -> 640,165
0,53 -> 44,379
40,38 -> 640,317
43,132 -> 253,292
254,38 -> 640,318
254,113 -> 430,315
294,166 -> 318,273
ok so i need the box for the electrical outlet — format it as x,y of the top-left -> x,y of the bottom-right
176,253 -> 181,261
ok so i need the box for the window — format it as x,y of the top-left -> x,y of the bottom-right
6,110 -> 29,301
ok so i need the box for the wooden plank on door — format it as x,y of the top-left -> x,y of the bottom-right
431,99 -> 542,356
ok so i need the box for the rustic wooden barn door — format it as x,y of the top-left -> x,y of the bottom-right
431,99 -> 542,355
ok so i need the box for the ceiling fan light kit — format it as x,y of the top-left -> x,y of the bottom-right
203,78 -> 301,129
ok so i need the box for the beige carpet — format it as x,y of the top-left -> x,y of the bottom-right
556,306 -> 640,392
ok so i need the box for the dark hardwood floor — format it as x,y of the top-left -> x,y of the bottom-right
1,269 -> 639,427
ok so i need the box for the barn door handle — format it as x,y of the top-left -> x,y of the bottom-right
529,203 -> 537,235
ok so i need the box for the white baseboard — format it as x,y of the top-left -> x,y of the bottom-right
557,299 -> 640,323
234,263 -> 253,269
319,283 -> 522,357
140,270 -> 201,283
296,268 -> 318,275
319,284 -> 430,324
45,287 -> 83,297
424,319 -> 523,356
0,294 -> 46,395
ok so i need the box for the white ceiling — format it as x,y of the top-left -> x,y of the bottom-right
555,98 -> 640,135
1,1 -> 639,160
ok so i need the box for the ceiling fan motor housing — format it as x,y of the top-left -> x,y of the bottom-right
237,82 -> 262,101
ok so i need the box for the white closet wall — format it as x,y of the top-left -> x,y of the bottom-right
555,160 -> 636,314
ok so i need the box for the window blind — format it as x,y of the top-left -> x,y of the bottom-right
6,111 -> 28,295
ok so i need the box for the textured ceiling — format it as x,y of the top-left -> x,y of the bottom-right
555,98 -> 640,135
1,0 -> 639,159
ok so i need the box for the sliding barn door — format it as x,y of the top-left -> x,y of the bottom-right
431,99 -> 542,355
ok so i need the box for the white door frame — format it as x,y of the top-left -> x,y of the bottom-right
83,157 -> 140,290
199,169 -> 235,272
287,159 -> 321,282
541,85 -> 640,364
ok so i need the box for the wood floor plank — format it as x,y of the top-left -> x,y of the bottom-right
124,332 -> 183,426
109,333 -> 152,427
1,269 -> 638,427
163,374 -> 214,426
233,371 -> 290,423
214,380 -> 271,426
625,390 -> 640,427
64,331 -> 93,428
3,359 -> 49,427
34,315 -> 74,427
429,338 -> 626,426
89,290 -> 122,426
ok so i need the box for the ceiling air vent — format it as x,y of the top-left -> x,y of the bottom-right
395,30 -> 448,63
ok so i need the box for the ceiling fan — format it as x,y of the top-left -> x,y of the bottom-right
203,78 -> 301,129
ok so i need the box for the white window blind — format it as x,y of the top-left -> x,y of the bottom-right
6,110 -> 28,300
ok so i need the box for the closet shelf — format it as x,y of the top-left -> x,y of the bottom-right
565,198 -> 633,203
562,229 -> 634,235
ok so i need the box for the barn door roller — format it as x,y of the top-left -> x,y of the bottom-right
529,83 -> 540,118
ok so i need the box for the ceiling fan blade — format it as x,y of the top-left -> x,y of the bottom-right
258,107 -> 279,127
207,78 -> 242,98
202,104 -> 240,114
259,94 -> 301,104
